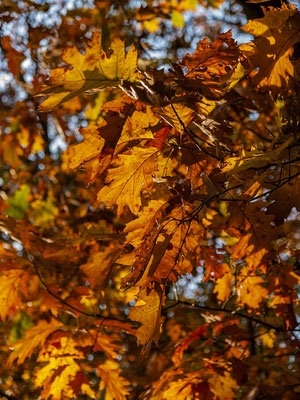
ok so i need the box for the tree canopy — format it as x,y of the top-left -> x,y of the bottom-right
0,0 -> 300,399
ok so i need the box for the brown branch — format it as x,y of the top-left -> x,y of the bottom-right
170,103 -> 223,162
253,171 -> 300,201
162,300 -> 296,332
25,249 -> 137,325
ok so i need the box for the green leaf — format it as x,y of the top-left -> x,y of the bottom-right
5,184 -> 30,219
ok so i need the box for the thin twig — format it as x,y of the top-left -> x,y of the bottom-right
25,249 -> 137,325
253,171 -> 300,201
170,103 -> 223,161
162,300 -> 296,332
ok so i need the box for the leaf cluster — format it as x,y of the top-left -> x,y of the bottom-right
0,1 -> 299,399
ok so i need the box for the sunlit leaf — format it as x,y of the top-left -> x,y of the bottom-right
38,32 -> 139,110
97,147 -> 159,216
7,319 -> 63,366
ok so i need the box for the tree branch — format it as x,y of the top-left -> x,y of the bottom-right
162,299 -> 296,332
25,249 -> 137,325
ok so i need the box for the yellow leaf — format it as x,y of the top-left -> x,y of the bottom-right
30,192 -> 59,227
65,125 -> 105,170
129,285 -> 162,355
261,330 -> 276,348
0,269 -> 28,321
237,275 -> 268,309
144,18 -> 160,33
226,62 -> 245,91
241,5 -> 300,97
163,379 -> 193,399
159,103 -> 194,134
214,265 -> 232,302
97,360 -> 130,400
80,243 -> 122,288
62,125 -> 105,183
97,147 -> 158,216
222,138 -> 292,175
35,336 -> 86,400
85,91 -> 107,122
77,329 -> 120,359
117,108 -> 158,147
124,199 -> 167,247
208,371 -> 237,400
7,318 -> 63,366
171,10 -> 184,28
38,32 -> 139,110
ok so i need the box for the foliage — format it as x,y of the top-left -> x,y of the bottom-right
0,0 -> 300,399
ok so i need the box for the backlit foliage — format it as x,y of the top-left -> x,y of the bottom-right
0,0 -> 299,399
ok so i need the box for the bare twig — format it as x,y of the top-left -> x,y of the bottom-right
162,300 -> 297,332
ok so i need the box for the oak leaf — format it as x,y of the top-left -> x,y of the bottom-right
38,32 -> 139,110
80,243 -> 122,288
237,275 -> 268,309
97,147 -> 158,216
129,285 -> 163,356
97,360 -> 130,400
117,107 -> 159,147
0,269 -> 30,321
7,318 -> 63,366
222,138 -> 292,175
208,371 -> 237,400
66,125 -> 104,171
179,31 -> 241,99
69,372 -> 96,399
35,336 -> 84,400
124,199 -> 167,247
213,264 -> 232,302
241,4 -> 300,97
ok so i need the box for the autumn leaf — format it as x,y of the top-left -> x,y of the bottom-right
208,371 -> 237,400
179,31 -> 241,98
213,264 -> 232,302
4,184 -> 30,219
129,284 -> 163,355
237,275 -> 268,309
1,36 -> 26,79
80,243 -> 122,288
69,372 -> 96,399
38,32 -> 139,110
7,319 -> 63,366
66,125 -> 105,170
35,336 -> 85,400
30,192 -> 59,227
124,199 -> 167,247
117,107 -> 159,146
172,325 -> 206,366
97,360 -> 130,400
0,269 -> 30,321
97,146 -> 159,216
222,138 -> 292,175
241,4 -> 300,96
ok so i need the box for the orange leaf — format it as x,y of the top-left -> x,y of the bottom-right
97,147 -> 158,216
129,284 -> 163,356
241,4 -> 300,97
7,319 -> 63,366
97,360 -> 130,400
237,275 -> 268,309
38,32 -> 139,110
